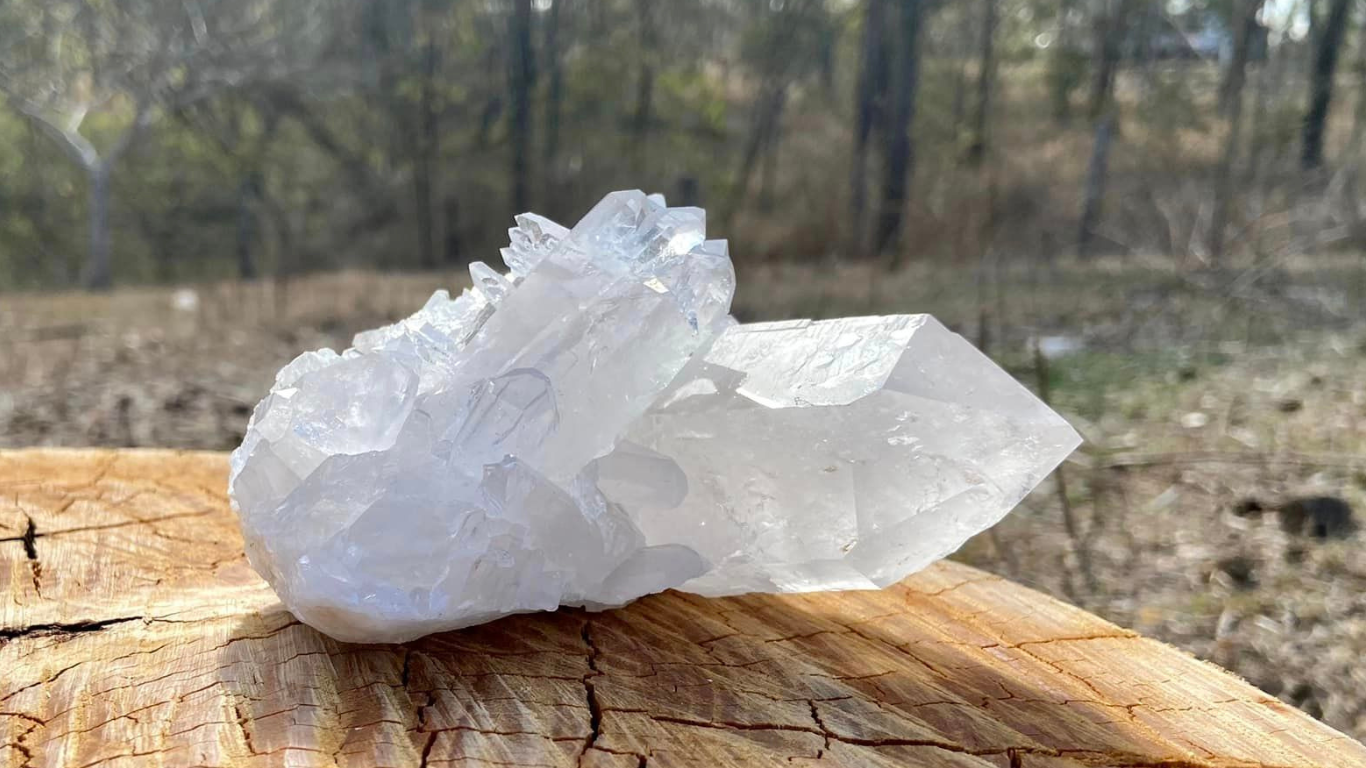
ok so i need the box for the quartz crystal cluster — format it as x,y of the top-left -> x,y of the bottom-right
229,191 -> 1081,643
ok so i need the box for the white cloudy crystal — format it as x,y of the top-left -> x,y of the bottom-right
229,190 -> 1080,643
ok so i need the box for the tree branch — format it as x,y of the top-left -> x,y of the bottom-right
4,95 -> 100,170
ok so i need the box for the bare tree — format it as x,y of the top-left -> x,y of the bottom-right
1077,112 -> 1114,258
263,85 -> 401,257
509,0 -> 535,213
965,0 -> 997,165
1352,21 -> 1366,145
544,0 -> 569,197
0,0 -> 329,289
732,87 -> 788,212
1076,0 -> 1132,257
415,35 -> 441,270
849,0 -> 889,251
178,96 -> 282,280
1048,0 -> 1082,123
1209,0 -> 1265,262
1086,0 -> 1126,121
873,0 -> 925,259
951,9 -> 972,132
365,0 -> 446,270
1302,0 -> 1352,170
633,0 -> 658,149
1218,0 -> 1264,117
729,0 -> 830,218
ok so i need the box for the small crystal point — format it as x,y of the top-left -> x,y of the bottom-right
469,261 -> 513,304
500,212 -> 570,277
230,191 -> 1080,643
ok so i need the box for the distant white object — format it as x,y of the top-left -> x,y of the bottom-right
1037,335 -> 1083,359
229,191 -> 1081,643
1181,412 -> 1211,429
172,289 -> 200,312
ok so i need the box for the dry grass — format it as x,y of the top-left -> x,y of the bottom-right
3,257 -> 1366,739
971,340 -> 1366,738
0,270 -> 464,450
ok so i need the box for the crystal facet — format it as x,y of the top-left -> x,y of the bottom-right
230,191 -> 1080,643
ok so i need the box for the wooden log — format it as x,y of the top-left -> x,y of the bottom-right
1,448 -> 1362,768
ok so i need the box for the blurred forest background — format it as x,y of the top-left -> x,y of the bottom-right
4,0 -> 1366,745
5,0 -> 1366,285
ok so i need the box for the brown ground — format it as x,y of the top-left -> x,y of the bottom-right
3,257 -> 1365,741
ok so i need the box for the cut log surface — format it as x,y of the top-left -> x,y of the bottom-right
2,449 -> 1363,768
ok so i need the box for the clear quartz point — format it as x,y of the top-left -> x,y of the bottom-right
499,213 -> 570,278
468,261 -> 513,304
230,191 -> 1080,643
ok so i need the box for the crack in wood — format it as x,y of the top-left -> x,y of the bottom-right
19,513 -> 41,597
403,648 -> 442,768
0,507 -> 215,544
231,698 -> 257,757
577,619 -> 603,768
808,700 -> 829,759
19,515 -> 37,560
416,731 -> 437,768
0,615 -> 141,642
3,717 -> 40,768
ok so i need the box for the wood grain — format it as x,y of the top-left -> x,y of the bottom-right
1,449 -> 1362,768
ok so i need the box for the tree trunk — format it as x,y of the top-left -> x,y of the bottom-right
633,65 -> 654,141
4,448 -> 1362,768
413,164 -> 436,270
1048,0 -> 1079,123
1136,0 -> 1165,96
1219,0 -> 1264,117
1076,0 -> 1129,259
1352,18 -> 1366,146
509,0 -> 535,213
233,108 -> 278,283
950,9 -> 972,134
82,163 -> 113,291
873,0 -> 924,260
1245,31 -> 1279,188
235,172 -> 261,281
1087,0 -> 1127,121
415,39 -> 441,271
849,0 -> 888,252
1302,0 -> 1352,169
1341,21 -> 1366,246
1077,112 -> 1115,258
631,0 -> 658,170
1307,0 -> 1322,51
544,0 -> 566,197
676,175 -> 701,207
1209,0 -> 1264,262
1208,97 -> 1247,263
757,91 -> 788,212
965,0 -> 997,165
443,195 -> 464,265
730,86 -> 787,216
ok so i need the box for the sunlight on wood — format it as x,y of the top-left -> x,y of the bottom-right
2,449 -> 1361,767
